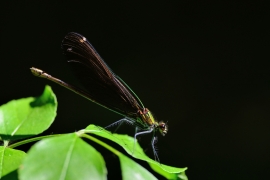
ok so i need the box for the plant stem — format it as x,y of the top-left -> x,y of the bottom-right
8,134 -> 63,149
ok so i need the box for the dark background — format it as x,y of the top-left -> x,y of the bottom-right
2,1 -> 269,179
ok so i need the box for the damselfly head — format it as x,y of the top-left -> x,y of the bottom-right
158,121 -> 168,136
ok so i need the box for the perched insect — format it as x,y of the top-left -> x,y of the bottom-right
31,32 -> 168,161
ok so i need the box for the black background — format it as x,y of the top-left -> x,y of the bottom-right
2,1 -> 269,179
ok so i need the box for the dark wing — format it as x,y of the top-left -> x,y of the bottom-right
61,32 -> 144,118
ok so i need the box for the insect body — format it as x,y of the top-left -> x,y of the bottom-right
31,32 -> 168,161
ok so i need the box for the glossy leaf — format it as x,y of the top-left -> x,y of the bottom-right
0,86 -> 57,141
119,154 -> 157,180
0,146 -> 26,179
19,133 -> 107,180
81,132 -> 157,179
85,125 -> 187,178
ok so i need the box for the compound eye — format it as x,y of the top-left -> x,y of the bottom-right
159,123 -> 165,129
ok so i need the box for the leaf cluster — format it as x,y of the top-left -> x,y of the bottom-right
0,86 -> 187,180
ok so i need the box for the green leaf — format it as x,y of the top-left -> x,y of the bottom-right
19,133 -> 107,180
0,86 -> 57,141
119,154 -> 157,180
81,133 -> 157,180
0,146 -> 26,179
178,171 -> 188,180
85,125 -> 187,178
149,163 -> 188,180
